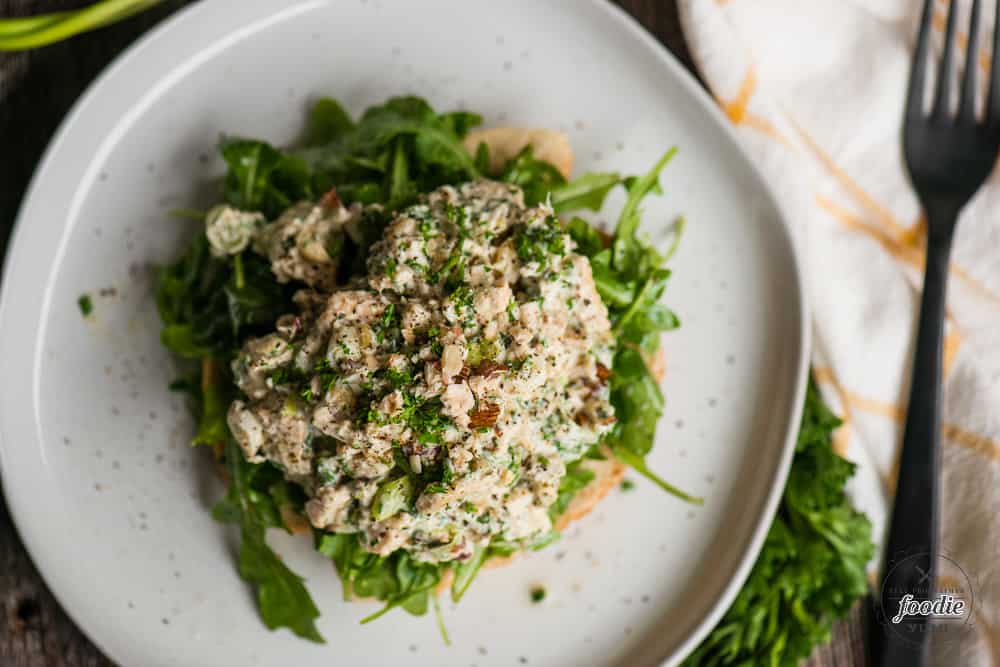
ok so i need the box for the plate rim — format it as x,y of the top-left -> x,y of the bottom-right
0,1 -> 810,665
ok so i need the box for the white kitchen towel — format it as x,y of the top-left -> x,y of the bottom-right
678,0 -> 1000,664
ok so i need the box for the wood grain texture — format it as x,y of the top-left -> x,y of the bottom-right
0,1 -> 863,665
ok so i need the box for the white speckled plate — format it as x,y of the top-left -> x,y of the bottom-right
0,1 -> 808,665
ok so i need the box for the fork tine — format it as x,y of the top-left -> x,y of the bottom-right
960,0 -> 983,118
933,0 -> 963,117
989,0 -> 1000,120
909,0 -> 936,117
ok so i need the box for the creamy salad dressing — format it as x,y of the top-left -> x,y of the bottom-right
224,180 -> 616,563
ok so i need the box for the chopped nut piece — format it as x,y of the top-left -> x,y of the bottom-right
468,402 -> 501,428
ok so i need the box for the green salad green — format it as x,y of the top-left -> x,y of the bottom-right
156,95 -> 695,642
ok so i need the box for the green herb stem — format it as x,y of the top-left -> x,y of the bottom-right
0,11 -> 70,37
663,216 -> 686,263
433,594 -> 451,646
613,274 -> 656,334
233,252 -> 246,290
450,545 -> 487,602
614,448 -> 704,505
0,0 -> 163,51
167,207 -> 207,222
359,583 -> 438,624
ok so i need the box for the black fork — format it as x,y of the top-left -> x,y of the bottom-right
874,0 -> 1000,664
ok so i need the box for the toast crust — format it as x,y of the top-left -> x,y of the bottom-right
463,127 -> 574,179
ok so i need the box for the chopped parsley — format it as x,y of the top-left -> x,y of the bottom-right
364,390 -> 451,446
77,293 -> 93,317
373,303 -> 400,345
384,365 -> 415,388
447,284 -> 476,321
530,586 -> 546,603
515,217 -> 565,264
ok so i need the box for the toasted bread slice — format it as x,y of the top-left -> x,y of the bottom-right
463,127 -> 574,179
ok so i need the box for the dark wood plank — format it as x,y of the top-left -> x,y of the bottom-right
0,2 -> 859,665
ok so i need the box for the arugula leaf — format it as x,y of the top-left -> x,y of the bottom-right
548,461 -> 596,520
551,172 -> 624,213
439,111 -> 483,138
387,138 -> 415,209
613,268 -> 671,336
237,529 -> 323,643
159,324 -> 213,360
223,253 -> 288,337
566,217 -> 605,257
315,532 -> 378,600
305,97 -> 354,145
472,141 -> 491,174
298,96 -> 479,209
499,145 -> 567,205
587,249 -> 637,308
608,347 -> 662,456
359,554 -> 442,624
615,268 -> 680,354
191,358 -> 229,447
156,233 -> 293,357
612,148 -> 676,277
561,150 -> 697,504
221,138 -> 312,219
218,438 -> 324,643
451,545 -> 488,603
683,382 -> 874,666
315,531 -> 446,625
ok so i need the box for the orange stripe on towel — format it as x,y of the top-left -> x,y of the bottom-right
793,122 -> 912,240
943,423 -> 1000,464
722,67 -> 757,124
742,113 -> 797,150
716,67 -> 796,149
816,196 -> 1000,308
815,195 -> 924,269
943,329 -> 963,378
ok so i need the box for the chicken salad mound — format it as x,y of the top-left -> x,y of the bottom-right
225,180 -> 616,563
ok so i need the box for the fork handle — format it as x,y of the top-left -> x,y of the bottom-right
873,224 -> 953,667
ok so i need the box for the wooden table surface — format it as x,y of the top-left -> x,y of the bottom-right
0,2 -> 867,665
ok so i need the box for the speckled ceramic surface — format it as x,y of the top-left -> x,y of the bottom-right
0,1 -> 808,665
